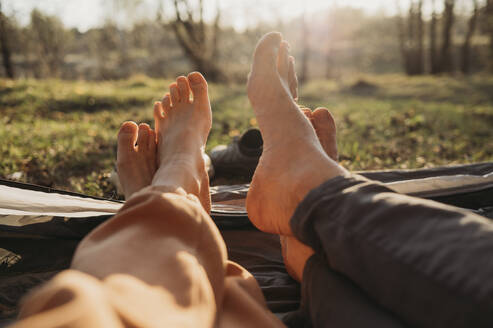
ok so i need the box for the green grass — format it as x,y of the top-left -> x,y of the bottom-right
1,74 -> 492,198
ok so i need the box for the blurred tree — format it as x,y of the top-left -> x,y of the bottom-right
396,0 -> 425,75
3,2 -> 491,80
438,0 -> 455,73
487,0 -> 493,71
0,0 -> 14,78
90,23 -> 120,79
430,0 -> 439,74
29,9 -> 68,77
460,0 -> 479,74
416,0 -> 424,74
166,0 -> 226,81
130,21 -> 179,78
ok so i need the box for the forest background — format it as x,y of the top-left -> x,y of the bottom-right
1,0 -> 492,198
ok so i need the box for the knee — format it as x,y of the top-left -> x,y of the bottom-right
18,270 -> 106,319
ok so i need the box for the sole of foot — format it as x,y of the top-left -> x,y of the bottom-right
152,72 -> 212,213
246,32 -> 347,236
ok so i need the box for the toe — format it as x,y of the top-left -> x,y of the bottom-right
137,123 -> 150,151
312,108 -> 338,161
154,101 -> 164,120
277,41 -> 290,80
288,56 -> 298,100
251,32 -> 282,74
161,94 -> 171,114
176,76 -> 190,103
117,121 -> 138,164
169,82 -> 180,105
313,108 -> 336,133
301,107 -> 313,120
118,121 -> 138,150
187,72 -> 209,105
153,101 -> 164,135
148,128 -> 157,154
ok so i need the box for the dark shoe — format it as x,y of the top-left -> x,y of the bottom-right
209,128 -> 263,179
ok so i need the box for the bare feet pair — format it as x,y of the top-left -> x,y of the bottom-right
117,72 -> 212,213
116,32 -> 347,282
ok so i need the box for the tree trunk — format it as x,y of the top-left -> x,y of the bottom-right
407,1 -> 416,74
0,2 -> 14,79
439,0 -> 455,73
460,0 -> 478,74
430,0 -> 439,74
192,56 -> 225,82
487,0 -> 493,72
416,0 -> 424,74
169,0 -> 226,82
396,1 -> 425,75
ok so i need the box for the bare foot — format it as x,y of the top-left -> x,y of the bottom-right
246,32 -> 347,236
282,107 -> 339,281
117,122 -> 157,199
252,36 -> 339,281
152,72 -> 212,212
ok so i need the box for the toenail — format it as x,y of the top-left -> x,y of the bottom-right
121,123 -> 135,133
189,73 -> 201,84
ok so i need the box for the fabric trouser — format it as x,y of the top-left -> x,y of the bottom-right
11,186 -> 284,328
11,174 -> 493,327
288,174 -> 493,328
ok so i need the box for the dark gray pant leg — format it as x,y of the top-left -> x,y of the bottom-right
297,254 -> 407,328
291,174 -> 493,328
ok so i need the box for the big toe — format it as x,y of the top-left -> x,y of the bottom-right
117,121 -> 138,161
251,32 -> 282,74
188,71 -> 209,104
312,108 -> 338,161
277,41 -> 290,80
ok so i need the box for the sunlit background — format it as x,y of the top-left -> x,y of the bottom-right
0,0 -> 487,80
3,0 -> 418,31
0,0 -> 492,196
2,0 -> 477,31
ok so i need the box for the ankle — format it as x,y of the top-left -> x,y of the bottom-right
152,161 -> 202,196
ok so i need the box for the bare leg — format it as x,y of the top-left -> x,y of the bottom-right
16,72 -> 286,328
68,72 -> 227,327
